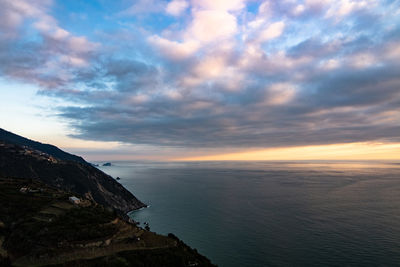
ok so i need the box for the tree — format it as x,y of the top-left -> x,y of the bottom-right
144,222 -> 150,231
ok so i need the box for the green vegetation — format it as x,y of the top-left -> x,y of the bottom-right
0,178 -> 215,267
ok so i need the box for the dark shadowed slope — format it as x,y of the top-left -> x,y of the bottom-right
0,128 -> 86,164
0,129 -> 146,213
0,178 -> 216,267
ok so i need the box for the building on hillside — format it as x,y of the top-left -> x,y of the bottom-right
69,196 -> 80,204
20,187 -> 28,193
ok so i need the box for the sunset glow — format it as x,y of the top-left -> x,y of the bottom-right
178,143 -> 400,161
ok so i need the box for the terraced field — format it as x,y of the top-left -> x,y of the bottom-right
0,178 -> 215,267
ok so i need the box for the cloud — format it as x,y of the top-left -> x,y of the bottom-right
192,56 -> 226,79
256,21 -> 285,43
166,0 -> 189,16
292,4 -> 306,16
191,0 -> 246,11
1,0 -> 400,151
0,0 -> 99,88
149,0 -> 241,61
186,10 -> 238,43
265,83 -> 297,105
325,0 -> 375,18
148,36 -> 199,60
0,0 -> 51,38
120,0 -> 167,16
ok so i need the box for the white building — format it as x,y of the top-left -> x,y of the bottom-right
69,196 -> 80,204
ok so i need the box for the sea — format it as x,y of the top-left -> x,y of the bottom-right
98,161 -> 400,267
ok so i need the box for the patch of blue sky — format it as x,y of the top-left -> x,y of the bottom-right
52,0 -> 116,38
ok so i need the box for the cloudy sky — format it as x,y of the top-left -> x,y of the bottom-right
0,0 -> 399,160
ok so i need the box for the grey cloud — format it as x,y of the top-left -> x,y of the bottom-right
43,30 -> 400,148
288,38 -> 341,58
105,59 -> 160,92
54,43 -> 400,148
55,64 -> 400,149
0,39 -> 52,85
303,66 -> 400,107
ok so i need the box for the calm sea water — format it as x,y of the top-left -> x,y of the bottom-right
99,161 -> 400,267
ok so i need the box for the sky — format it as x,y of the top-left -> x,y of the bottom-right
0,0 -> 399,161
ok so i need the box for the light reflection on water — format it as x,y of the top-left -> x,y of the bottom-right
99,161 -> 400,267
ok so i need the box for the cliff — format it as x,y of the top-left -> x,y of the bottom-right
0,129 -> 146,213
0,178 -> 215,266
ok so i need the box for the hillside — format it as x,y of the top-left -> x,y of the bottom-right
0,134 -> 145,213
0,178 -> 215,266
0,128 -> 86,164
